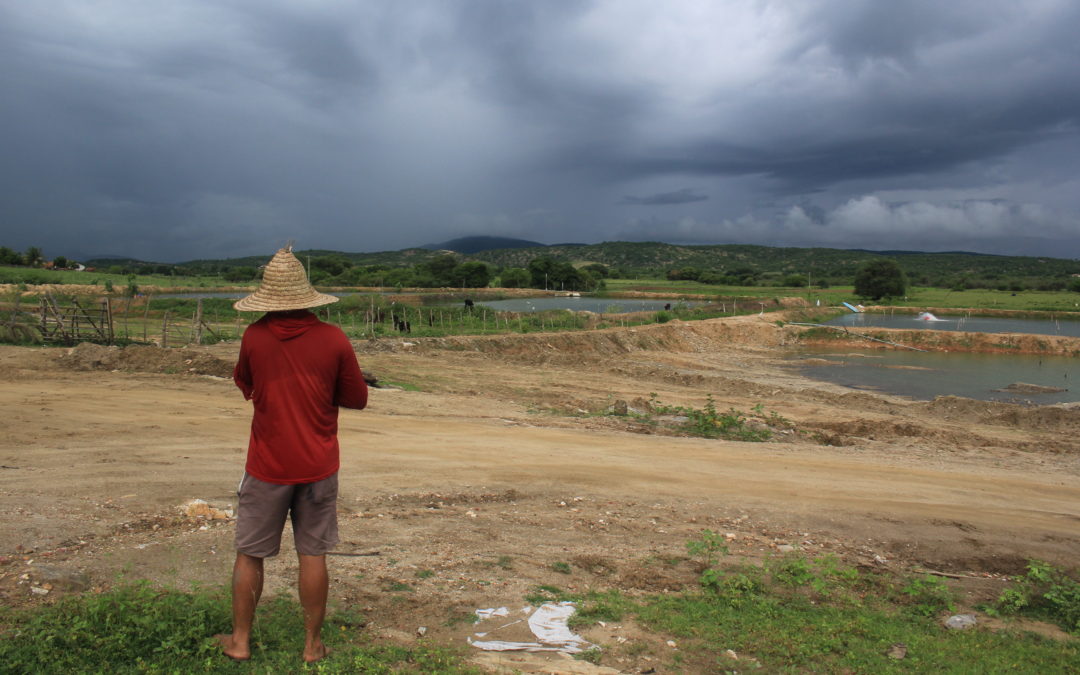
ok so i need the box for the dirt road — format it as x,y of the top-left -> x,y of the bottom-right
1,313 -> 1078,668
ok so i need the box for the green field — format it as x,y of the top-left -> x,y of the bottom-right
606,279 -> 1080,315
0,265 -> 236,289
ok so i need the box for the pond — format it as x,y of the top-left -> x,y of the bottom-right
149,292 -> 699,313
826,311 -> 1080,338
153,291 -> 352,299
788,347 -> 1078,404
477,297 -> 703,314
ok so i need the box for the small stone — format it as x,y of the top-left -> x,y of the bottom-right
416,626 -> 427,637
886,643 -> 907,659
724,649 -> 738,660
465,510 -> 477,518
944,614 -> 977,630
777,544 -> 795,553
30,586 -> 49,596
613,399 -> 628,415
666,640 -> 677,648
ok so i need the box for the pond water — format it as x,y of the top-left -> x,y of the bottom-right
826,312 -> 1080,338
151,292 -> 698,314
477,297 -> 702,313
788,347 -> 1078,404
153,291 -> 351,299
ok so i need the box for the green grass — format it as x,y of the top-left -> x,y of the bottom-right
570,552 -> 1080,674
891,287 -> 1080,313
0,265 -> 235,289
606,278 -> 1080,314
0,581 -> 478,673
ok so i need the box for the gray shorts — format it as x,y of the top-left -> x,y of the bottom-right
234,472 -> 340,558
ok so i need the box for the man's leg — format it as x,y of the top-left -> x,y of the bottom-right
298,553 -> 330,663
217,552 -> 264,661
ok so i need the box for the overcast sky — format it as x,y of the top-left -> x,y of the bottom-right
2,1 -> 1079,262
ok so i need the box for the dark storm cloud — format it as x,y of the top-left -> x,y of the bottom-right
620,188 -> 708,206
1,1 -> 1079,260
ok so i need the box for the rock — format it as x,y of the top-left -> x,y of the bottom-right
944,614 -> 977,630
997,382 -> 1066,394
886,643 -> 907,659
30,586 -> 49,596
612,399 -> 628,416
31,565 -> 91,592
180,499 -> 234,520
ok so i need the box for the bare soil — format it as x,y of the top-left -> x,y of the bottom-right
2,313 -> 1078,672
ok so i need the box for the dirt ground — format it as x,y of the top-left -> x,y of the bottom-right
1,313 -> 1078,672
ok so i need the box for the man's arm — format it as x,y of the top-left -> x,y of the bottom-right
334,338 -> 368,410
233,334 -> 255,400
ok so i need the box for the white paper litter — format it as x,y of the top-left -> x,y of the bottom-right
468,601 -> 595,654
474,607 -> 510,622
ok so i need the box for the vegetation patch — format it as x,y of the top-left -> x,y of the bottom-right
990,560 -> 1080,634
568,538 -> 1080,673
0,581 -> 476,674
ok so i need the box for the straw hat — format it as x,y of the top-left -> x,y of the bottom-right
233,246 -> 339,312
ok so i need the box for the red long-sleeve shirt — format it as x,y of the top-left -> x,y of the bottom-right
233,311 -> 367,484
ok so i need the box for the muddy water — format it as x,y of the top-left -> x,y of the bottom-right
788,347 -> 1079,404
826,312 -> 1080,338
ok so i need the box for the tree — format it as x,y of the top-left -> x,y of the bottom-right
23,247 -> 44,267
498,267 -> 530,288
452,261 -> 491,288
52,256 -> 69,270
422,254 -> 459,286
527,256 -> 583,290
223,266 -> 258,282
854,259 -> 907,300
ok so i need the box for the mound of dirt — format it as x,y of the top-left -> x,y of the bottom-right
59,342 -> 234,378
354,314 -> 806,365
925,395 -> 1080,433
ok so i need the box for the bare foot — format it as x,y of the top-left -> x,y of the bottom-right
303,643 -> 332,664
215,633 -> 251,662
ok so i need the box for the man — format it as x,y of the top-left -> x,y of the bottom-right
216,246 -> 368,663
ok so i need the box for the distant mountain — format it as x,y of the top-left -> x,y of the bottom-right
422,236 -> 545,254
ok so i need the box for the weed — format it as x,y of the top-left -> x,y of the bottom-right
648,394 -> 773,441
570,590 -> 632,629
0,582 -> 479,673
386,581 -> 414,593
443,610 -> 475,628
993,560 -> 1080,633
495,555 -> 514,570
525,584 -> 576,605
685,529 -> 728,569
575,647 -> 604,664
551,561 -> 572,574
898,574 -> 954,617
415,569 -> 435,579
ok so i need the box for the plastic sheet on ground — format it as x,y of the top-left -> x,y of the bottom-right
468,602 -> 596,654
